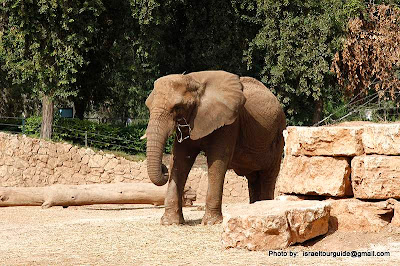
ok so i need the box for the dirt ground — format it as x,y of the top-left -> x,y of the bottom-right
1,204 -> 400,265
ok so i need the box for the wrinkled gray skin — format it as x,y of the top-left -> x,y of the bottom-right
145,70 -> 286,225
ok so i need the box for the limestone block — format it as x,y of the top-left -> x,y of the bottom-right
275,195 -> 306,201
79,165 -> 91,175
104,158 -> 119,171
81,155 -> 89,165
385,199 -> 400,227
37,154 -> 49,164
362,123 -> 400,155
58,153 -> 72,163
48,143 -> 57,157
4,156 -> 15,166
222,200 -> 330,250
195,172 -> 208,203
37,147 -> 49,155
352,155 -> 400,199
62,161 -> 74,168
277,155 -> 352,197
0,165 -> 9,177
13,158 -> 28,169
284,126 -> 364,156
73,163 -> 82,173
88,154 -> 107,168
328,199 -> 392,232
47,158 -> 58,170
113,164 -> 126,175
70,147 -> 82,163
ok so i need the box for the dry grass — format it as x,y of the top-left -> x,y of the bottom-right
1,205 -> 400,265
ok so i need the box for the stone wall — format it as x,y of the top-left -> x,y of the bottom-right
277,122 -> 400,200
0,132 -> 248,203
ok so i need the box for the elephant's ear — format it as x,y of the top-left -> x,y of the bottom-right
188,71 -> 246,140
145,90 -> 155,110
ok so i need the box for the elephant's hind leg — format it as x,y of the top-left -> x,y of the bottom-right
247,168 -> 278,203
247,172 -> 261,203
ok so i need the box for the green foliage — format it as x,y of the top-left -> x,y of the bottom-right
24,115 -> 42,136
5,0 -> 398,127
236,0 -> 365,125
0,0 -> 105,99
24,116 -> 174,154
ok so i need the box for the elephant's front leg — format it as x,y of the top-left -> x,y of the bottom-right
161,141 -> 199,225
202,124 -> 238,225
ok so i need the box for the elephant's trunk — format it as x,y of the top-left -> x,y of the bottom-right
146,110 -> 174,186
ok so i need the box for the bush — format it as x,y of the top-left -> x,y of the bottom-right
24,116 -> 174,154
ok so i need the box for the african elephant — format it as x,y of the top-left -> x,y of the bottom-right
145,70 -> 286,225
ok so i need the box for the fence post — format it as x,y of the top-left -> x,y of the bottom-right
85,131 -> 88,147
22,116 -> 25,134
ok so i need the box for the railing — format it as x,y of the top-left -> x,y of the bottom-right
0,116 -> 150,154
0,117 -> 26,134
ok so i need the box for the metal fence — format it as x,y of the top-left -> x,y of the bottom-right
0,116 -> 149,154
0,117 -> 26,134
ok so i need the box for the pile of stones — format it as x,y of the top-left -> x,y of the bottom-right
223,122 -> 400,250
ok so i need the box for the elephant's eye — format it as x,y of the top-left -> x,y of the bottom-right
174,105 -> 185,113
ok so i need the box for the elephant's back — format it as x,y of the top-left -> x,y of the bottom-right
239,77 -> 285,133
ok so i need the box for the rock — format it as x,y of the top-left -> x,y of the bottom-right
362,123 -> 400,155
352,155 -> 400,199
284,126 -> 364,157
222,200 -> 330,250
328,198 -> 392,232
277,155 -> 352,197
385,199 -> 400,227
274,195 -> 319,201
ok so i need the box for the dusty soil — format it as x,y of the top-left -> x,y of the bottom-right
1,204 -> 400,265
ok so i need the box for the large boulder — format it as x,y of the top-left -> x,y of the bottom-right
328,199 -> 392,232
284,126 -> 364,157
277,155 -> 352,197
362,123 -> 400,155
222,200 -> 330,250
352,155 -> 400,199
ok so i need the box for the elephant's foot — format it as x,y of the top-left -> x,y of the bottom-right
201,211 -> 223,225
161,211 -> 184,225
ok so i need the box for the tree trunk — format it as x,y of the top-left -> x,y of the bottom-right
73,97 -> 87,120
0,183 -> 196,208
40,95 -> 54,139
312,98 -> 324,125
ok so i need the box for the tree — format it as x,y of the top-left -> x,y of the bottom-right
0,0 -> 104,138
234,0 -> 359,125
332,4 -> 400,101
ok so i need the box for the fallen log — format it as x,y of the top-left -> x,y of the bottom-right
0,183 -> 196,208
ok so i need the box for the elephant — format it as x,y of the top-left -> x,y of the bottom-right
144,70 -> 286,225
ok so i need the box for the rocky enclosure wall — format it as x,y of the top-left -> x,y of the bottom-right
277,122 -> 400,200
0,133 -> 248,203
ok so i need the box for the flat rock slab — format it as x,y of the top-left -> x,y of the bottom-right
352,155 -> 400,199
277,156 -> 352,197
284,126 -> 364,156
222,200 -> 330,250
328,199 -> 392,232
362,123 -> 400,155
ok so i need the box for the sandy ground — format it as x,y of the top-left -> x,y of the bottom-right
1,204 -> 400,265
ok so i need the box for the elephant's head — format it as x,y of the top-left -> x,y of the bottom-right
145,71 -> 246,186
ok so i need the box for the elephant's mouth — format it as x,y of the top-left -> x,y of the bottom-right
176,117 -> 191,143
